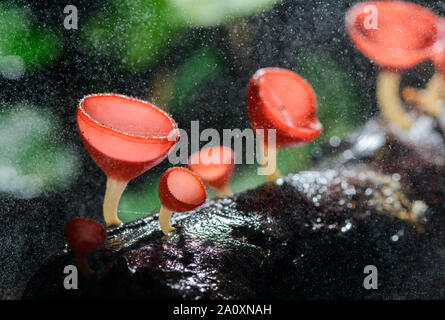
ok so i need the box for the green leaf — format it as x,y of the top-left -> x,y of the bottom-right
294,49 -> 364,140
82,0 -> 181,71
118,176 -> 161,222
276,49 -> 364,175
0,104 -> 79,198
170,48 -> 224,111
168,0 -> 281,27
0,4 -> 61,75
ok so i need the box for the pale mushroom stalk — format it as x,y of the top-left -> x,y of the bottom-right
261,143 -> 281,182
103,178 -> 128,227
159,206 -> 175,235
376,70 -> 414,130
402,73 -> 445,117
214,185 -> 233,198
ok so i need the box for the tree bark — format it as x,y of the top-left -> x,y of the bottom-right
23,117 -> 445,299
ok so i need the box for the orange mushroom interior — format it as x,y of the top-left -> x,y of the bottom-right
166,169 -> 206,207
258,71 -> 315,129
82,95 -> 174,138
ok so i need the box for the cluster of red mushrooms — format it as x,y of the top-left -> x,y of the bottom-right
65,1 -> 445,277
67,66 -> 321,276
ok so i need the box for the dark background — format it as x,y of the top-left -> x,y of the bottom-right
1,0 -> 444,299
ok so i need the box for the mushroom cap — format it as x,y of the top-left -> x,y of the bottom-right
247,67 -> 322,149
188,146 -> 235,189
158,167 -> 207,212
346,1 -> 443,70
77,94 -> 179,181
64,218 -> 107,254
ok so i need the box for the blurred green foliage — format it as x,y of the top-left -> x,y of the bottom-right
167,0 -> 281,27
170,48 -> 224,111
0,3 -> 61,78
279,48 -> 363,175
296,49 -> 363,134
82,0 -> 281,71
82,0 -> 182,71
0,105 -> 79,198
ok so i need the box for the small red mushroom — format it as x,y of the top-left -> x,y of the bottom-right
158,167 -> 207,235
64,218 -> 107,277
188,146 -> 235,197
247,67 -> 322,182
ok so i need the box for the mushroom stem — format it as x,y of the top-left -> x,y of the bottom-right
402,73 -> 445,117
376,70 -> 413,130
103,177 -> 128,227
75,253 -> 94,277
215,185 -> 233,198
159,206 -> 175,235
261,143 -> 281,182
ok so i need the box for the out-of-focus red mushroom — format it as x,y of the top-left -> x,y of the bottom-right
188,146 -> 235,197
403,21 -> 445,117
64,218 -> 107,277
77,94 -> 179,227
402,78 -> 445,117
346,1 -> 445,129
247,67 -> 322,182
158,167 -> 207,235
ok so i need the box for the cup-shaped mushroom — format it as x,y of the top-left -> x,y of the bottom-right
188,146 -> 235,197
247,67 -> 322,181
346,1 -> 445,127
346,1 -> 439,70
64,218 -> 107,277
158,167 -> 207,235
77,94 -> 179,227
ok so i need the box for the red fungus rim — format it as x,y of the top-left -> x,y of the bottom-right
249,68 -> 322,143
346,1 -> 443,70
159,167 -> 207,212
77,93 -> 179,143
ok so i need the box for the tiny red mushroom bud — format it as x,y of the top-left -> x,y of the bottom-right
247,67 -> 322,181
64,218 -> 107,277
158,167 -> 207,235
188,146 -> 235,197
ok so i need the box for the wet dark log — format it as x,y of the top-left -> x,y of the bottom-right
23,117 -> 445,299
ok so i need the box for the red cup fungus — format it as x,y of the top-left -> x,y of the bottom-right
188,146 -> 235,197
346,1 -> 445,128
247,67 -> 322,181
64,218 -> 107,277
403,24 -> 445,117
77,94 -> 179,227
158,167 -> 207,235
